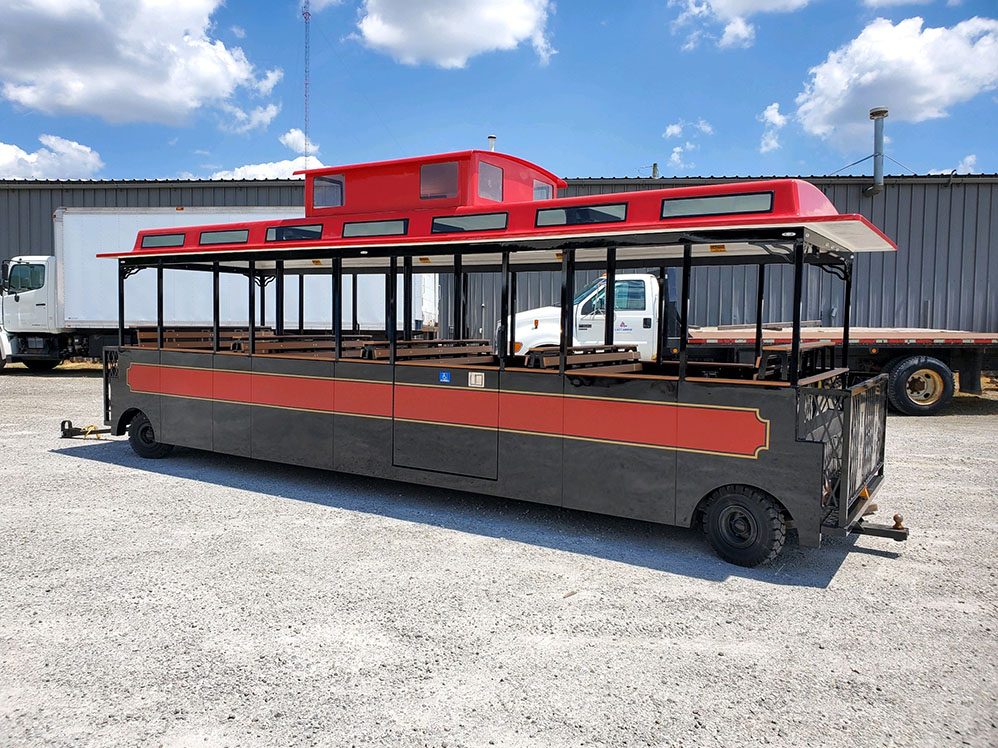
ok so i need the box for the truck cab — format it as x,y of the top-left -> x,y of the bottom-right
1,256 -> 62,368
512,272 -> 679,360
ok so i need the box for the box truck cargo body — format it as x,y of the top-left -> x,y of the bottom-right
1,207 -> 426,369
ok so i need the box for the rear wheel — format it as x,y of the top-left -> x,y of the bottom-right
702,485 -> 786,567
128,411 -> 174,459
886,355 -> 954,416
23,359 -> 59,371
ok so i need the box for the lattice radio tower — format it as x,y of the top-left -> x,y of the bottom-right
302,0 -> 311,170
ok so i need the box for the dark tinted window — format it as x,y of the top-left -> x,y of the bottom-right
431,213 -> 507,233
200,229 -> 249,245
313,175 -> 345,208
661,192 -> 773,219
141,233 -> 185,248
478,162 -> 503,202
266,224 -> 324,242
420,162 -> 458,199
342,219 -> 409,238
536,203 -> 627,227
8,263 -> 45,291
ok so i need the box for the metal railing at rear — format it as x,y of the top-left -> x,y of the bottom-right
103,347 -> 119,425
797,372 -> 888,528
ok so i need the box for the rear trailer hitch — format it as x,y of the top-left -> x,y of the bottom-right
850,513 -> 909,542
60,420 -> 112,439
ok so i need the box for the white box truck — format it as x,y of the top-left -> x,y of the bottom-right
1,207 -> 427,370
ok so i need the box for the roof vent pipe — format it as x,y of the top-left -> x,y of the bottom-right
487,134 -> 496,152
863,106 -> 888,197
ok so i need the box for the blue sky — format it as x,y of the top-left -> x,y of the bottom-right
1,0 -> 995,181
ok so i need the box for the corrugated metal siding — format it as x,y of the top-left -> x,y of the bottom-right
0,180 -> 304,264
441,175 -> 998,335
2,175 -> 995,333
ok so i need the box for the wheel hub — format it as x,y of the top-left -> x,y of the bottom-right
906,368 -> 944,406
718,505 -> 758,549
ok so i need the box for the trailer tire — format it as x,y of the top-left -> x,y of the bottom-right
23,359 -> 60,371
886,355 -> 954,416
128,411 -> 174,459
702,485 -> 786,567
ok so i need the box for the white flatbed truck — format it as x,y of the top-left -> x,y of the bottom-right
512,273 -> 998,415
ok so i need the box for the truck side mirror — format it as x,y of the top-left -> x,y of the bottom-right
0,260 -> 8,292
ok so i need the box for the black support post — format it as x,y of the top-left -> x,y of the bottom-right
754,263 -> 766,364
248,261 -> 256,355
258,275 -> 266,328
453,255 -> 464,339
508,269 -> 518,359
275,260 -> 285,335
117,262 -> 125,347
604,247 -> 616,346
790,240 -> 805,385
841,257 -> 853,369
403,255 -> 413,340
656,266 -> 666,364
387,257 -> 398,364
351,273 -> 359,333
559,249 -> 576,374
332,258 -> 343,359
212,262 -> 220,353
298,274 -> 305,334
679,243 -> 692,379
156,261 -> 164,349
498,251 -> 510,369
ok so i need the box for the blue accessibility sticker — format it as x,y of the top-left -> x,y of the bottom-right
439,371 -> 451,383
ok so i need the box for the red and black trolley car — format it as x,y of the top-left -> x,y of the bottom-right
100,150 -> 907,566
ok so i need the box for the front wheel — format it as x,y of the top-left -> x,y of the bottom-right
128,412 -> 174,459
702,485 -> 786,567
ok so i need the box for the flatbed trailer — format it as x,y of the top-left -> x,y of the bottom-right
98,149 -> 908,567
689,326 -> 998,415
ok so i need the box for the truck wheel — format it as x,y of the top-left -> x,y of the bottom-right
128,412 -> 174,459
886,356 -> 954,416
702,485 -> 786,567
23,359 -> 60,371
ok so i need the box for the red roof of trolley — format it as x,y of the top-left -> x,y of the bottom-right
99,150 -> 897,262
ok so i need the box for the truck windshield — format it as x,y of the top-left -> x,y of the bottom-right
8,263 -> 45,292
573,278 -> 604,305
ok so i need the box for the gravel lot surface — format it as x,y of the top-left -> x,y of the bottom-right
1,367 -> 996,747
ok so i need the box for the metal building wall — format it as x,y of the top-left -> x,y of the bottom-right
440,174 -> 998,336
0,179 -> 304,263
3,174 -> 996,334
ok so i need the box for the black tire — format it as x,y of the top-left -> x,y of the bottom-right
128,411 -> 174,459
886,355 -> 954,416
23,359 -> 59,371
702,485 -> 786,567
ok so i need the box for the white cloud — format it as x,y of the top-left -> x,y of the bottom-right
255,69 -> 284,96
218,103 -> 281,134
719,17 -> 754,48
957,154 -> 978,174
210,156 -> 326,180
662,118 -> 713,138
312,0 -> 344,8
757,102 -> 788,153
668,145 -> 694,170
279,128 -> 320,155
0,134 -> 104,179
670,0 -> 812,49
0,1 -> 282,129
354,0 -> 555,68
795,17 -> 998,148
231,25 -> 246,39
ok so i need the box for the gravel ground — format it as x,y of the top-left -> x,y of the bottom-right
1,367 -> 996,747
